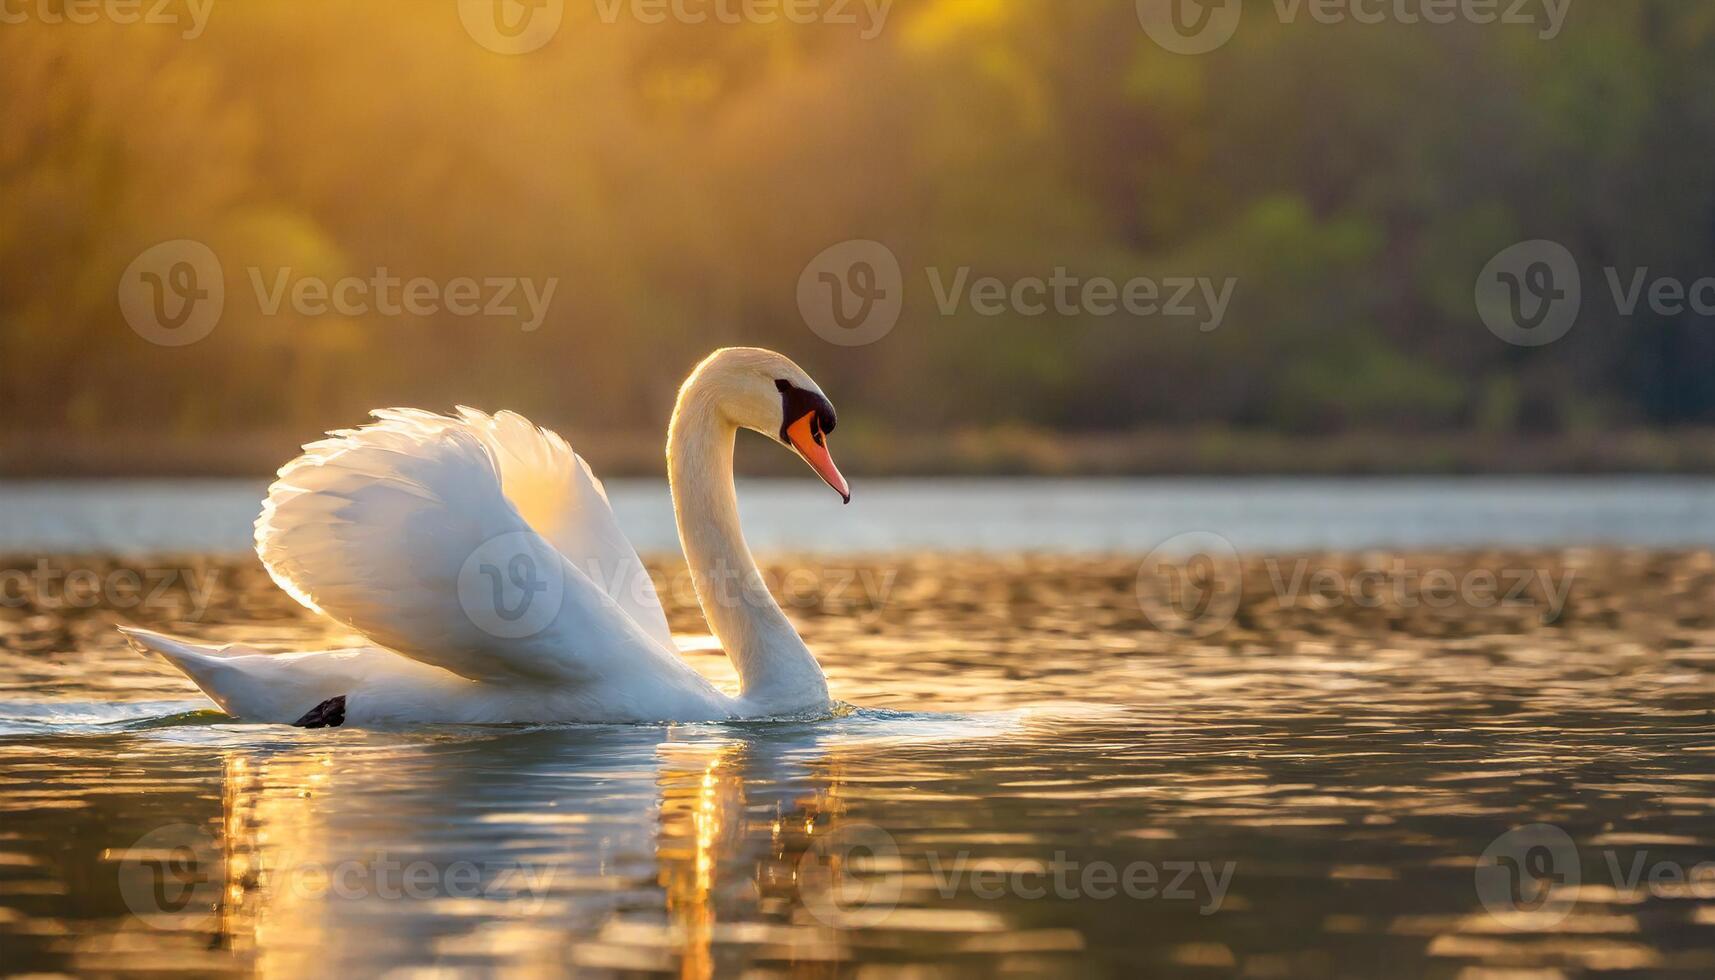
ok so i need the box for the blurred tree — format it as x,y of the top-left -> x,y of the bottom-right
1,0 -> 1712,471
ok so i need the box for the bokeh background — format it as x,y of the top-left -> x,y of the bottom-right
4,0 -> 1714,475
11,7 -> 1715,976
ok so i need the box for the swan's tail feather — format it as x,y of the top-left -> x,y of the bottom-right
118,626 -> 224,665
117,626 -> 280,720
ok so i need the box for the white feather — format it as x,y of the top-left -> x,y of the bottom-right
246,409 -> 720,700
123,349 -> 840,726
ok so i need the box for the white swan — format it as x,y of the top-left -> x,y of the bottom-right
118,348 -> 852,727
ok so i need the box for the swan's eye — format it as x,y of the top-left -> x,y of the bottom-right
777,380 -> 837,444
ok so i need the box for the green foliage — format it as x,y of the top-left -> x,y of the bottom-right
2,0 -> 1713,452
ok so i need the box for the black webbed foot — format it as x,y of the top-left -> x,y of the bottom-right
293,695 -> 347,729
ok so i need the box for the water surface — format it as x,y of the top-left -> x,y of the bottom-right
3,476 -> 1714,553
2,551 -> 1714,975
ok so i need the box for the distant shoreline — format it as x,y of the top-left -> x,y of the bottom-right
5,427 -> 1715,478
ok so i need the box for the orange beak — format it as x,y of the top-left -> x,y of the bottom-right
786,412 -> 850,504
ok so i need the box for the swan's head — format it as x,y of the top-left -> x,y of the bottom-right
686,347 -> 849,503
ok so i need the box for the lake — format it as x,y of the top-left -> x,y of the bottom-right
1,480 -> 1713,975
2,476 -> 1714,553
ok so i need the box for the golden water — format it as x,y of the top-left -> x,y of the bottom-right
2,552 -> 1714,976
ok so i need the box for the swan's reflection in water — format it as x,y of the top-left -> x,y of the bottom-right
198,726 -> 866,976
9,692 -> 1715,976
12,552 -> 1715,974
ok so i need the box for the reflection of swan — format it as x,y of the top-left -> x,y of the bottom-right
120,349 -> 852,726
187,727 -> 850,974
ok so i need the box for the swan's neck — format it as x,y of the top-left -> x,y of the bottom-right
667,384 -> 829,712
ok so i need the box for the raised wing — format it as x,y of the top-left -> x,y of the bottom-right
377,407 -> 674,650
254,410 -> 677,684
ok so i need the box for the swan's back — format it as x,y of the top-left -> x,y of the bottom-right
250,409 -> 715,697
